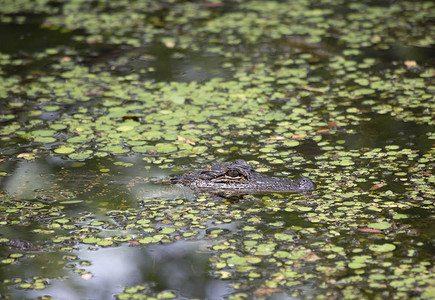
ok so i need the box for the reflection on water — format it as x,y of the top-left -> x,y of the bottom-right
1,159 -> 55,199
9,242 -> 231,299
130,181 -> 197,201
0,156 -> 182,202
0,157 -> 234,299
1,128 -> 433,299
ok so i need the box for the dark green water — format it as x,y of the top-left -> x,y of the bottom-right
0,0 -> 434,299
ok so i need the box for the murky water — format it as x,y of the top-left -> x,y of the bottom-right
1,0 -> 434,299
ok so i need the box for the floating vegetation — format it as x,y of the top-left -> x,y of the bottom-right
0,0 -> 434,299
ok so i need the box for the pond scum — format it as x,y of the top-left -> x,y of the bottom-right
0,0 -> 434,299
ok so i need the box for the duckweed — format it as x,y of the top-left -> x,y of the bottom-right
0,0 -> 434,299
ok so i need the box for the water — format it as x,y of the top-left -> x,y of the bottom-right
0,0 -> 434,299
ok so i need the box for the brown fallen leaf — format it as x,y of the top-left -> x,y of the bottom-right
302,86 -> 325,93
203,2 -> 223,7
292,133 -> 307,139
86,38 -> 100,44
359,228 -> 383,233
370,183 -> 385,190
81,273 -> 93,280
164,40 -> 175,48
404,60 -> 417,68
253,288 -> 282,295
372,35 -> 381,42
266,136 -> 287,141
305,252 -> 321,262
177,135 -> 196,145
60,57 -> 71,62
17,153 -> 36,158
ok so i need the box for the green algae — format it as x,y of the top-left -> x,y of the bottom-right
0,0 -> 434,299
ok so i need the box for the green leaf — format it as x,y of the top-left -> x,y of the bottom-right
367,222 -> 391,230
369,243 -> 396,252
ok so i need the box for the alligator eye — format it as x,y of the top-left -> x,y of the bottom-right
226,169 -> 240,177
300,178 -> 311,186
299,177 -> 315,191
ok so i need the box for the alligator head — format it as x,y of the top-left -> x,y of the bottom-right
172,160 -> 315,195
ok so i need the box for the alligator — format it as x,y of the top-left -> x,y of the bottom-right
172,160 -> 315,195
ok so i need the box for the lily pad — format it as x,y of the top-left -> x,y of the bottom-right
367,222 -> 392,230
54,146 -> 75,154
369,243 -> 396,252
